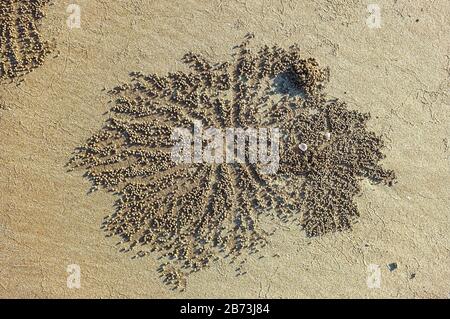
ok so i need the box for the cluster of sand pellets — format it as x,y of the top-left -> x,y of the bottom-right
69,35 -> 396,289
0,0 -> 53,82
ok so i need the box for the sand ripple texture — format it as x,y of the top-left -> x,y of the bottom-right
0,0 -> 53,82
69,36 -> 396,289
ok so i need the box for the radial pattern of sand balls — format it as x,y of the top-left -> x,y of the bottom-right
0,0 -> 53,82
70,36 -> 396,289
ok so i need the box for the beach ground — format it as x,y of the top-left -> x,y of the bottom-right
0,0 -> 448,298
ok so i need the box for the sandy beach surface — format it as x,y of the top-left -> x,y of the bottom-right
0,0 -> 449,298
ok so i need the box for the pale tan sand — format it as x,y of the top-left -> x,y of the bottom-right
0,0 -> 449,298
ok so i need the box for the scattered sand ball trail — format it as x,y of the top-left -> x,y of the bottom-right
69,36 -> 396,289
0,0 -> 53,82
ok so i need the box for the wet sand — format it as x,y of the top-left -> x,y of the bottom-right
0,0 -> 449,298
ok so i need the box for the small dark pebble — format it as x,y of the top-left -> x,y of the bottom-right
388,262 -> 398,271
